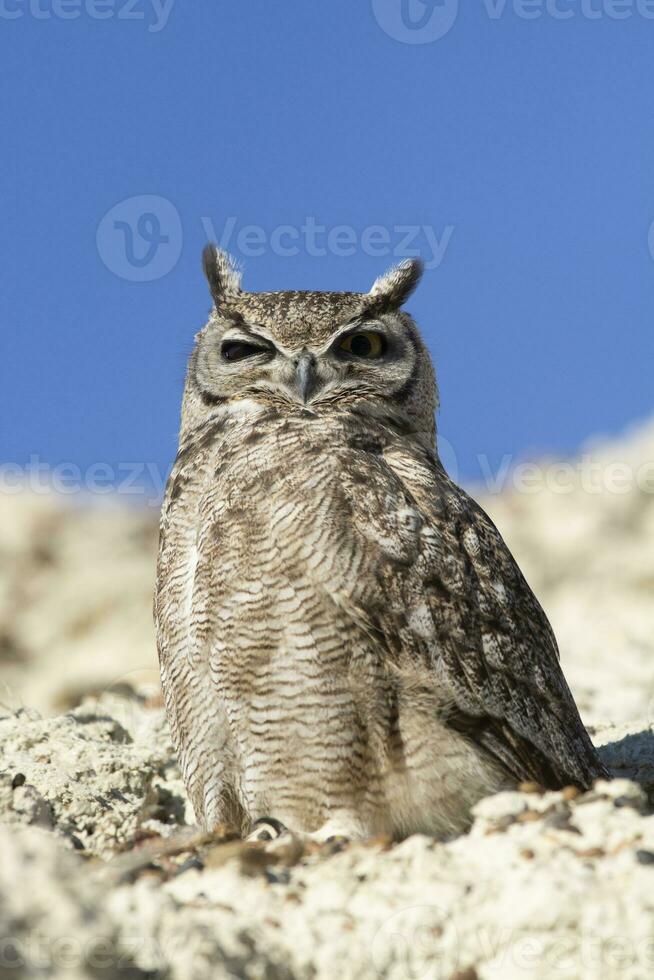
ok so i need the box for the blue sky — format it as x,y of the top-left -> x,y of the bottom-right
2,0 -> 653,493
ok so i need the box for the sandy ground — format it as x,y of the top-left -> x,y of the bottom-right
1,417 -> 653,979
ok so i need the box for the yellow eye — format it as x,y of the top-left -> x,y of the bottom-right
338,331 -> 386,359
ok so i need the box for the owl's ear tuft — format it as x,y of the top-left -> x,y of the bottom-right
367,258 -> 424,312
202,244 -> 243,307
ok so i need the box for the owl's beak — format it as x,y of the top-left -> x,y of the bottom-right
293,352 -> 319,404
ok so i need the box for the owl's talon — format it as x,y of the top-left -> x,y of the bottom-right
248,817 -> 289,842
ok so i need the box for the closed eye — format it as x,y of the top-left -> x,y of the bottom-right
221,340 -> 271,362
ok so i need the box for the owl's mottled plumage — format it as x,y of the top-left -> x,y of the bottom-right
155,246 -> 607,841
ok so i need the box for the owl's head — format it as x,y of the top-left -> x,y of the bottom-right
182,246 -> 438,448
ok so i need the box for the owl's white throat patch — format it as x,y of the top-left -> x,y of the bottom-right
224,398 -> 269,420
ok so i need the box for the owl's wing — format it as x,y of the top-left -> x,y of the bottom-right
338,437 -> 608,790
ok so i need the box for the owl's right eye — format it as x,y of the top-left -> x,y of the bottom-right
221,340 -> 269,362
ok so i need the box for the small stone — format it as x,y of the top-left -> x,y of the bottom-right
521,848 -> 536,860
238,845 -> 280,878
561,786 -> 582,801
11,773 -> 26,789
543,813 -> 581,834
173,856 -> 204,876
322,836 -> 351,855
207,823 -> 240,844
517,810 -> 542,823
576,847 -> 605,859
519,782 -> 545,795
496,815 -> 517,830
12,785 -> 53,828
267,835 -> 306,866
614,795 -> 643,811
597,779 -> 646,808
363,834 -> 393,851
202,841 -> 263,872
575,792 -> 603,806
635,850 -> 654,866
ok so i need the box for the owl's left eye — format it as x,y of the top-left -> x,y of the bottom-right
338,331 -> 386,359
221,340 -> 269,361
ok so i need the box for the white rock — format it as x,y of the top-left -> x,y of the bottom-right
1,415 -> 654,977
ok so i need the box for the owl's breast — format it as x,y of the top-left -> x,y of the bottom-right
208,411 -> 359,596
216,409 -> 346,496
202,410 -> 427,663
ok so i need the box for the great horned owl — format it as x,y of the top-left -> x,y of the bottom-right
155,246 -> 607,842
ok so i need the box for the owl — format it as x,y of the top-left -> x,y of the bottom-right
155,246 -> 607,843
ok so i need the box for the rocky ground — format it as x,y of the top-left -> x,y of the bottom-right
1,418 -> 654,979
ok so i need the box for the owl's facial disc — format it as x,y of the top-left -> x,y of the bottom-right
186,248 -> 436,445
194,309 -> 427,424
